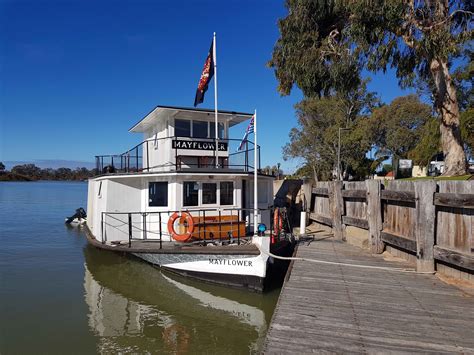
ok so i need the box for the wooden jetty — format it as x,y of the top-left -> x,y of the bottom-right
263,233 -> 474,353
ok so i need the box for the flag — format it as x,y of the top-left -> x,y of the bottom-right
238,115 -> 255,151
194,40 -> 214,107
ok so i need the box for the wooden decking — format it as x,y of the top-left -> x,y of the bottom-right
263,233 -> 474,354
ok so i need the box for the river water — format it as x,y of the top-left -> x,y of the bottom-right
0,181 -> 280,354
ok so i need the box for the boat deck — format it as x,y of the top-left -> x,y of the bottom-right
85,226 -> 260,255
263,232 -> 474,353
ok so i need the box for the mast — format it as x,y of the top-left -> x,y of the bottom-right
254,109 -> 258,235
213,32 -> 219,168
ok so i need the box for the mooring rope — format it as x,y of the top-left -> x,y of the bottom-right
255,240 -> 435,274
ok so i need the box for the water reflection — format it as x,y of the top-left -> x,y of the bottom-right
83,246 -> 276,353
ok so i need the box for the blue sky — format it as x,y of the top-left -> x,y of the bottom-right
1,0 -> 413,172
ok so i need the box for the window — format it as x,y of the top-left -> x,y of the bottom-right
220,182 -> 233,205
183,181 -> 199,206
193,120 -> 208,138
258,181 -> 267,204
209,122 -> 225,139
175,119 -> 191,137
149,182 -> 168,207
202,183 -> 217,204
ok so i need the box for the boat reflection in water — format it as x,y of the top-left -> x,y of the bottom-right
83,246 -> 278,353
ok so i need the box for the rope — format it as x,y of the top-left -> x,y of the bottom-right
255,241 -> 435,274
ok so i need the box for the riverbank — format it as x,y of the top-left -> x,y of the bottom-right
0,172 -> 33,181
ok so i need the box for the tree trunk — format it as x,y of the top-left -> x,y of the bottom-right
430,58 -> 467,176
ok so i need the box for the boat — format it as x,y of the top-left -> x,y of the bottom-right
65,207 -> 87,226
85,105 -> 293,292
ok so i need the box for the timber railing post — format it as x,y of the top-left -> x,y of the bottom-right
414,180 -> 436,273
366,179 -> 384,253
329,181 -> 344,240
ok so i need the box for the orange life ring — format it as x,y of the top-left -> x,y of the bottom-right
167,212 -> 194,242
273,208 -> 283,238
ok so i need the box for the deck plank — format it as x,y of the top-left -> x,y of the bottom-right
263,235 -> 474,354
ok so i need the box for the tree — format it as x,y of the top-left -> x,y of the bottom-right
408,117 -> 441,167
368,95 -> 433,165
0,162 -> 5,172
283,88 -> 377,181
270,0 -> 472,175
11,164 -> 41,179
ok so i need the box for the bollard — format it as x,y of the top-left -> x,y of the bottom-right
300,211 -> 307,238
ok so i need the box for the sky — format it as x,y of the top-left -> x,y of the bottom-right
0,0 -> 414,173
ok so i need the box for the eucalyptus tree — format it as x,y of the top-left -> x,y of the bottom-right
368,95 -> 433,160
283,88 -> 378,181
270,0 -> 473,175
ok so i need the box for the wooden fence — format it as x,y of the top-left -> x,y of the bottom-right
308,180 -> 474,274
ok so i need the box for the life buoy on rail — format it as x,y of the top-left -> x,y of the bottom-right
167,212 -> 194,242
273,208 -> 283,240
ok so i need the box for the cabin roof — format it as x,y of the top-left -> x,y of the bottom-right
129,105 -> 253,133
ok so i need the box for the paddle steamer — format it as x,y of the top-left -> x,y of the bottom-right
85,105 -> 286,291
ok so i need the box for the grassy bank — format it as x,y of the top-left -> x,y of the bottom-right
399,174 -> 472,181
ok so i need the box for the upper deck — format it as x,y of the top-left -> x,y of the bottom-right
95,105 -> 265,175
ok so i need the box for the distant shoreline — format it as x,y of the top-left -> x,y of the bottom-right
0,172 -> 88,182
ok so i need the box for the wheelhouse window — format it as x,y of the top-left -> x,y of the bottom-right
220,182 -> 233,205
192,120 -> 208,138
175,119 -> 191,137
202,183 -> 217,204
149,182 -> 168,207
209,122 -> 225,139
183,181 -> 199,206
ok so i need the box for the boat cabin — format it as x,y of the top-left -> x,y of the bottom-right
87,105 -> 274,245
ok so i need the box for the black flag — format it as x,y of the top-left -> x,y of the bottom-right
194,40 -> 214,107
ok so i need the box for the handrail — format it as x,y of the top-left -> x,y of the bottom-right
101,207 -> 274,248
94,136 -> 263,176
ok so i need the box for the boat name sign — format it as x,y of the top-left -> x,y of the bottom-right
172,139 -> 228,151
208,258 -> 253,267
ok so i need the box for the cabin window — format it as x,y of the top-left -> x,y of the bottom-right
202,183 -> 217,204
149,182 -> 168,207
192,120 -> 208,138
258,181 -> 268,204
209,122 -> 225,139
183,181 -> 199,206
175,119 -> 191,137
220,182 -> 233,205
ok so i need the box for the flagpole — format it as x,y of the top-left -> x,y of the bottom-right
254,109 -> 258,235
213,32 -> 219,168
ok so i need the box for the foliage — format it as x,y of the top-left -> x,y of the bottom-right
461,108 -> 474,156
270,0 -> 473,175
262,165 -> 284,177
6,164 -> 95,181
270,0 -> 473,96
408,117 -> 440,167
283,86 -> 378,181
453,49 -> 474,110
367,95 -> 433,159
0,162 -> 5,172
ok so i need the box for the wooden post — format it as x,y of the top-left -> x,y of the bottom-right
302,180 -> 312,212
414,180 -> 437,273
366,179 -> 384,253
329,181 -> 344,240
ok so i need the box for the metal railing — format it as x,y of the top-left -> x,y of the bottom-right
95,137 -> 263,175
101,207 -> 273,248
100,206 -> 294,248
